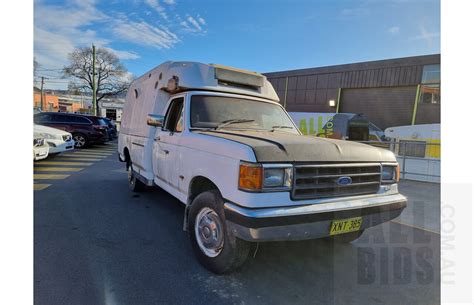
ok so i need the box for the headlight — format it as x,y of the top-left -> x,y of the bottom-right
263,167 -> 292,188
33,138 -> 44,147
381,164 -> 400,183
239,162 -> 292,191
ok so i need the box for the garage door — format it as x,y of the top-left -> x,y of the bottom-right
340,87 -> 417,129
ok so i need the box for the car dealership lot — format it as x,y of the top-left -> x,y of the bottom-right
33,144 -> 117,191
34,147 -> 439,305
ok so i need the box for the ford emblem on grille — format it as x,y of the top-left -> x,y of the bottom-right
336,176 -> 352,185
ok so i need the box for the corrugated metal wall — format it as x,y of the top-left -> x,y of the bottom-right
340,87 -> 417,129
265,54 -> 440,127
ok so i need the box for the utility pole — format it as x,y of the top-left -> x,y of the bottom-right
92,44 -> 97,116
40,76 -> 45,111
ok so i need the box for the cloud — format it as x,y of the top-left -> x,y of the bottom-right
388,26 -> 400,35
113,20 -> 180,49
34,0 -> 110,70
187,16 -> 202,31
181,15 -> 206,33
144,0 -> 168,19
340,7 -> 370,17
410,25 -> 440,43
34,0 -> 207,89
104,48 -> 141,60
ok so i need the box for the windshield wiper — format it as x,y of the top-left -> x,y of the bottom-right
216,119 -> 255,130
270,125 -> 294,132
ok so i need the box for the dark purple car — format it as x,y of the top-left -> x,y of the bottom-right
34,112 -> 109,148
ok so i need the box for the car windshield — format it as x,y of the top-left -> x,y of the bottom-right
190,95 -> 299,134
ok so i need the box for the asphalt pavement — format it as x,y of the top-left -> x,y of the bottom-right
35,143 -> 440,305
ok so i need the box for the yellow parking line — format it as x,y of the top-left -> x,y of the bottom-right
54,157 -> 103,162
61,154 -> 106,158
34,184 -> 51,191
73,152 -> 111,156
34,167 -> 84,172
90,151 -> 115,153
74,149 -> 111,153
34,174 -> 70,180
35,161 -> 93,166
69,153 -> 111,158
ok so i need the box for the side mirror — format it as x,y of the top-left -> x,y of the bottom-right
147,114 -> 164,127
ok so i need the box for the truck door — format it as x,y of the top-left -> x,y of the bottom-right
152,97 -> 184,190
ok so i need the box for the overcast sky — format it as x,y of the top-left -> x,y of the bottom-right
34,0 -> 440,90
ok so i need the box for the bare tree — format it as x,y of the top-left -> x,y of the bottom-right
63,47 -> 132,112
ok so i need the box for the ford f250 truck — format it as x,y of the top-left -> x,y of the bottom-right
118,61 -> 407,274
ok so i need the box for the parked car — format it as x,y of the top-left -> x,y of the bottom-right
33,133 -> 49,161
34,124 -> 75,156
118,61 -> 407,274
33,112 -> 108,148
103,117 -> 118,140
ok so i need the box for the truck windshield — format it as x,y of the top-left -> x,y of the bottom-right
190,95 -> 299,134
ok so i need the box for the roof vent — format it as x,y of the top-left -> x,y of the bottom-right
212,64 -> 264,88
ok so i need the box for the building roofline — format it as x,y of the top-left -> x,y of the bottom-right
264,54 -> 440,78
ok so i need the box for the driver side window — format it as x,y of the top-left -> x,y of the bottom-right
164,97 -> 184,132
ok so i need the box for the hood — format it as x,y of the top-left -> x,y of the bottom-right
197,130 -> 396,163
34,124 -> 70,136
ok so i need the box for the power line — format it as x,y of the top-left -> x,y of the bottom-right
36,68 -> 64,71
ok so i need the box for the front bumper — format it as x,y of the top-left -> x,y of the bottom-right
33,145 -> 49,161
47,139 -> 75,154
224,193 -> 407,242
89,131 -> 108,143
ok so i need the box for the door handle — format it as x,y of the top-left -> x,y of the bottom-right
163,149 -> 169,155
154,136 -> 160,141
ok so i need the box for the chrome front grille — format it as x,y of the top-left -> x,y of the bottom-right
292,163 -> 381,200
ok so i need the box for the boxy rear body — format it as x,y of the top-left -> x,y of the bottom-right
118,61 -> 407,274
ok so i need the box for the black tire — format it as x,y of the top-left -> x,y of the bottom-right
326,230 -> 364,243
189,190 -> 251,274
128,164 -> 146,192
72,133 -> 88,148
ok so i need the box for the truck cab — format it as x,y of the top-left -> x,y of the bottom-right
118,61 -> 407,274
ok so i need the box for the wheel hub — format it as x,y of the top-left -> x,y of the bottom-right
195,207 -> 224,257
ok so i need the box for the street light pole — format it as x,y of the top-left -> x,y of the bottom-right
92,44 -> 97,116
40,76 -> 45,111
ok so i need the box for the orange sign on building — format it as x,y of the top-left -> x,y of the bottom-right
34,93 -> 59,111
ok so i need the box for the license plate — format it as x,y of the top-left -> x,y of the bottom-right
329,217 -> 362,235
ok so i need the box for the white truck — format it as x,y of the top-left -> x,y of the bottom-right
118,61 -> 407,274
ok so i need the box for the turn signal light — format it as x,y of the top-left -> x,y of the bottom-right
239,162 -> 262,191
395,164 -> 400,182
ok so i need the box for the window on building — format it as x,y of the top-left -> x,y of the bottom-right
421,64 -> 440,84
420,64 -> 440,104
106,109 -> 117,121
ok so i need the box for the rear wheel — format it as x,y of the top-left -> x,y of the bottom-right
127,163 -> 146,192
72,133 -> 88,148
189,190 -> 250,274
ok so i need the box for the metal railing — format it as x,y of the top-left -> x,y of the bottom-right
357,141 -> 440,180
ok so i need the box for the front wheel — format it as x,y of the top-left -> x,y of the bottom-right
128,164 -> 146,192
72,133 -> 88,148
189,190 -> 251,274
